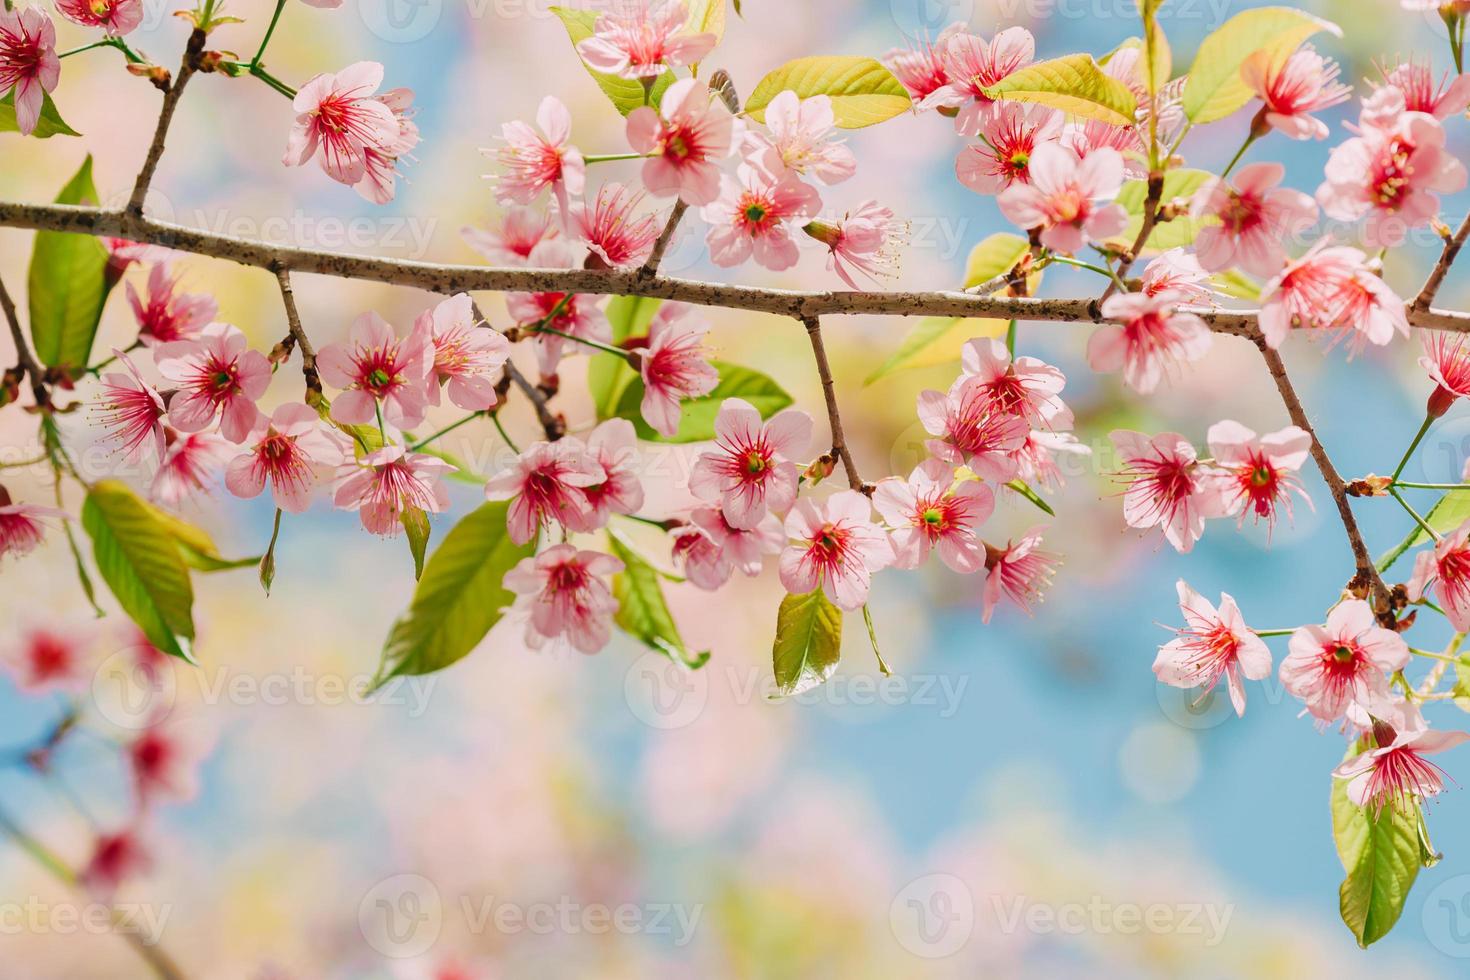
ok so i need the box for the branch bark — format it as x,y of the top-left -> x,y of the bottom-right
639,199 -> 687,279
801,314 -> 865,493
127,29 -> 205,217
468,300 -> 564,441
272,266 -> 319,394
1415,210 -> 1470,312
0,271 -> 47,407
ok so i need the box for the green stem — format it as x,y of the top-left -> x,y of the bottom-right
1253,629 -> 1297,638
491,413 -> 520,455
1410,647 -> 1464,664
1393,481 -> 1470,491
0,453 -> 47,469
528,324 -> 634,360
1220,132 -> 1258,180
0,802 -> 76,885
1004,319 -> 1018,358
57,39 -> 113,58
410,412 -> 482,451
1390,487 -> 1441,541
1392,413 -> 1435,483
1049,254 -> 1125,288
250,0 -> 288,67
583,152 -> 649,164
1166,120 -> 1194,160
374,400 -> 387,443
250,65 -> 297,100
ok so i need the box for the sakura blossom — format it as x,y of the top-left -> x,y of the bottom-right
1380,59 -> 1470,119
505,544 -> 623,654
0,5 -> 59,137
1189,163 -> 1319,278
1279,600 -> 1410,723
996,143 -> 1127,254
1241,46 -> 1352,140
573,182 -> 661,268
316,312 -> 431,430
1011,429 -> 1090,491
54,0 -> 141,35
504,239 -> 610,375
930,27 -> 1036,135
0,496 -> 65,562
462,207 -> 557,265
1154,580 -> 1273,717
882,23 -> 963,103
414,294 -> 510,412
579,419 -> 646,529
127,263 -> 217,346
743,91 -> 857,185
1088,290 -> 1211,394
1421,331 -> 1470,416
1334,705 -> 1470,815
356,87 -> 420,205
1408,519 -> 1470,632
487,96 -> 586,218
778,490 -> 895,610
626,78 -> 734,206
637,302 -> 719,438
671,505 -> 783,590
575,0 -> 716,80
873,459 -> 994,573
1257,240 -> 1408,353
226,403 -> 349,513
2,624 -> 89,693
79,829 -> 151,897
803,201 -> 906,289
955,103 -> 1062,195
1206,420 -> 1312,531
484,438 -> 606,545
959,338 -> 1070,429
94,349 -> 167,460
688,399 -> 812,529
1110,429 -> 1229,553
1139,248 -> 1213,303
283,62 -> 402,189
669,521 -> 733,590
702,165 -> 822,271
151,429 -> 232,506
152,323 -> 270,443
916,380 -> 1028,482
127,718 -> 210,805
981,526 -> 1059,623
333,445 -> 453,536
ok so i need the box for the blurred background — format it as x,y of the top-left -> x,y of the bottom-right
3,0 -> 1470,976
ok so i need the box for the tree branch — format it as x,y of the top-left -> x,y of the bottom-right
1100,170 -> 1164,302
1415,210 -> 1470,312
468,300 -> 564,441
801,314 -> 865,493
0,271 -> 47,407
639,200 -> 687,279
272,266 -> 319,394
127,30 -> 205,217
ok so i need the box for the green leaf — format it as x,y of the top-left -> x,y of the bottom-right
863,316 -> 1008,385
0,91 -> 80,138
963,233 -> 1031,290
1332,740 -> 1426,947
1211,269 -> 1261,301
402,507 -> 430,581
685,0 -> 726,44
81,480 -> 196,662
982,54 -> 1137,126
27,155 -> 111,372
260,508 -> 283,595
1181,8 -> 1340,123
1006,479 -> 1056,516
745,56 -> 911,129
550,7 -> 676,116
590,295 -> 662,421
147,505 -> 260,571
1107,168 -> 1215,254
1377,490 -> 1470,572
771,588 -> 842,697
862,604 -> 891,676
614,361 -> 791,443
608,531 -> 709,668
374,501 -> 535,687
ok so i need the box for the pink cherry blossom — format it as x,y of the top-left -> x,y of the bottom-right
743,91 -> 857,185
1334,705 -> 1470,815
54,0 -> 140,35
671,506 -> 782,590
930,27 -> 1036,135
1140,248 -> 1213,303
95,349 -> 167,460
805,201 -> 906,289
153,323 -> 269,443
127,263 -> 217,346
1206,420 -> 1312,531
1154,580 -> 1273,716
1317,91 -> 1467,248
873,459 -> 994,573
916,379 -> 1028,481
576,0 -> 716,80
1241,46 -> 1352,140
1011,429 -> 1090,491
356,87 -> 420,205
127,716 -> 211,806
956,103 -> 1062,195
487,96 -> 586,219
2,623 -> 89,693
505,544 -> 624,654
414,294 -> 510,412
981,526 -> 1058,623
1279,599 -> 1410,723
1256,240 -> 1356,347
316,312 -> 431,430
505,239 -> 610,376
996,143 -> 1127,254
333,446 -> 453,536
1088,290 -> 1212,394
638,302 -> 718,438
283,62 -> 401,188
1190,163 -> 1319,277
1408,519 -> 1470,632
580,419 -> 646,529
151,428 -> 232,506
688,399 -> 812,529
778,490 -> 895,610
573,182 -> 661,267
1421,331 -> 1470,416
0,498 -> 66,561
1110,429 -> 1228,553
0,6 -> 58,136
702,165 -> 822,271
882,23 -> 963,103
960,338 -> 1070,428
226,403 -> 349,513
1380,59 -> 1470,119
79,830 -> 151,897
462,207 -> 557,265
1323,260 -> 1411,355
484,438 -> 606,545
626,78 -> 734,206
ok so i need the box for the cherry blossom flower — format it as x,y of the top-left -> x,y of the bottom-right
573,182 -> 661,267
1408,519 -> 1470,632
882,23 -> 963,103
580,419 -> 646,529
743,91 -> 857,185
804,201 -> 906,289
576,0 -> 716,80
1257,240 -> 1356,347
462,207 -> 557,265
702,165 -> 822,271
487,96 -> 586,218
873,460 -> 994,573
226,403 -> 349,513
1241,46 -> 1352,140
916,379 -> 1028,481
1154,580 -> 1273,716
1140,248 -> 1213,303
414,294 -> 510,412
996,143 -> 1127,254
2,624 -> 89,693
316,312 -> 432,430
956,103 -> 1062,195
505,544 -> 623,654
960,338 -> 1070,428
1279,599 -> 1410,723
626,78 -> 734,206
283,62 -> 401,188
931,27 -> 1036,135
79,830 -> 150,897
1317,90 -> 1467,248
153,323 -> 270,443
127,717 -> 211,805
778,490 -> 895,609
671,506 -> 783,590
95,349 -> 167,461
485,438 -> 606,545
1190,163 -> 1319,277
981,526 -> 1058,623
0,6 -> 59,137
333,446 -> 453,536
0,493 -> 65,562
1334,705 -> 1470,815
151,429 -> 232,506
1421,331 -> 1470,416
1380,59 -> 1470,119
1206,420 -> 1312,532
1088,289 -> 1211,394
505,239 -> 610,376
54,0 -> 140,35
1011,430 -> 1090,491
1109,429 -> 1228,553
688,399 -> 813,529
638,303 -> 718,437
127,264 -> 217,346
1324,259 -> 1411,354
357,87 -> 420,205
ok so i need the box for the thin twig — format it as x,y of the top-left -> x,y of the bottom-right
801,314 -> 865,493
1101,171 -> 1164,302
1415,210 -> 1470,312
272,266 -> 319,394
468,300 -> 564,441
127,29 -> 205,216
0,271 -> 47,406
639,200 -> 688,279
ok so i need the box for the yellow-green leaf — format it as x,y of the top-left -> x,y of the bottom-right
963,232 -> 1031,290
402,507 -> 431,581
0,91 -> 80,138
1378,490 -> 1470,572
608,531 -> 709,668
745,56 -> 911,129
28,155 -> 111,372
864,316 -> 1008,385
772,588 -> 843,697
1106,168 -> 1215,254
1181,7 -> 1340,123
590,295 -> 662,421
685,0 -> 726,43
550,7 -> 676,116
982,54 -> 1137,126
614,361 -> 791,442
1332,740 -> 1427,947
146,504 -> 260,572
